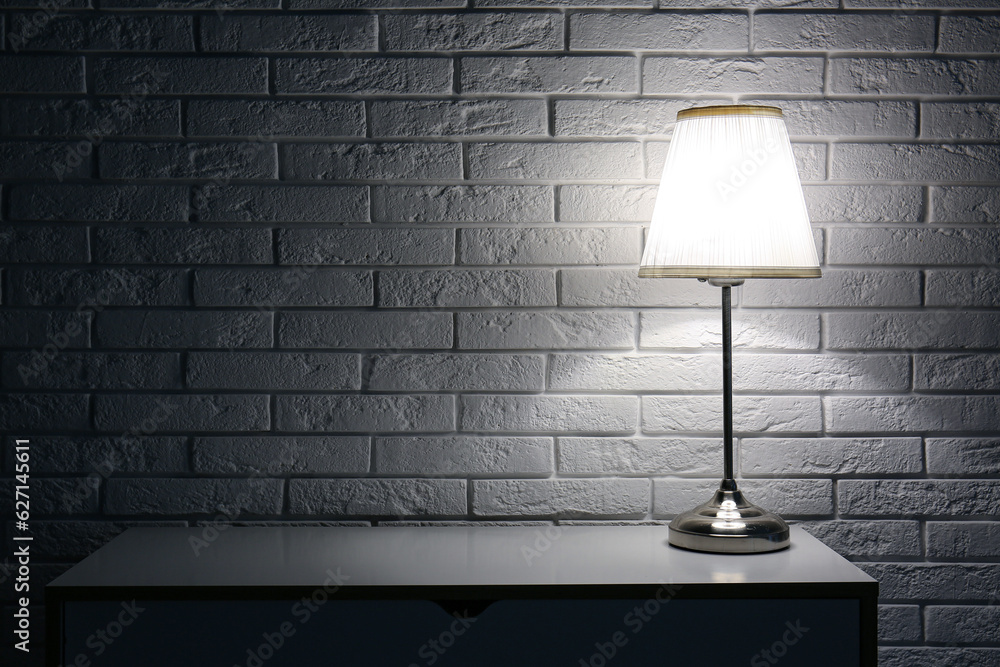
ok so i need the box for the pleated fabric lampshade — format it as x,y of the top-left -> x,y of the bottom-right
639,105 -> 821,280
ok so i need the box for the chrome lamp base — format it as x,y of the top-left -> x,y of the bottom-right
668,480 -> 790,554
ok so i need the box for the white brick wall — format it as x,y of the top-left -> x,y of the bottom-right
2,1 -> 999,662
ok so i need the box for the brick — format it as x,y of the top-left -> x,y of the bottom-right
940,16 -> 1000,53
379,269 -> 555,307
831,58 -> 1000,96
95,227 -> 272,264
0,394 -> 89,430
9,268 -> 187,306
933,186 -> 1000,223
0,141 -> 91,179
458,311 -> 635,350
473,479 -> 648,517
834,143 -> 1000,182
460,227 -> 641,265
834,228 -> 998,266
289,479 -> 466,516
742,438 -> 922,476
878,605 -> 923,643
644,57 -> 822,93
861,563 -> 1000,602
280,228 -> 453,266
194,436 -> 369,474
549,353 -> 715,391
276,57 -> 452,94
559,437 -> 718,475
570,13 -> 747,50
915,353 -> 1000,390
799,521 -> 922,558
461,395 -> 637,433
188,352 -> 360,390
189,100 -> 365,137
0,55 -> 83,92
105,0 -> 278,6
194,269 -> 372,306
96,311 -> 271,349
555,99 -> 722,137
95,394 -> 270,433
663,0 -> 836,5
738,353 -> 909,391
640,311 -> 820,350
384,13 -> 561,51
653,479 -> 832,516
8,184 -> 189,222
559,185 -> 656,222
469,142 -> 641,180
642,396 -> 821,433
374,185 -> 552,222
201,14 -> 375,52
6,98 -> 180,138
0,225 -> 89,263
4,351 -> 180,389
292,0 -> 464,6
826,312 -> 1000,350
10,13 -> 193,51
195,185 -> 369,223
368,353 -> 544,391
480,0 -> 650,5
926,607 -> 1000,644
376,436 -> 553,474
742,270 -> 920,308
927,438 -> 1000,475
755,100 -> 916,138
106,478 -> 283,515
927,522 -> 1000,559
371,99 -> 547,137
0,311 -> 90,348
841,480 -> 1000,517
827,396 -> 1000,433
462,56 -> 636,93
100,141 -> 277,180
879,649 -> 1000,667
12,478 -> 99,515
754,13 -> 934,51
928,270 -> 1000,307
15,435 -> 186,474
803,184 -> 924,222
279,312 -> 452,349
94,57 -> 267,94
284,142 -> 461,180
276,395 -> 454,432
561,268 -> 719,307
922,103 -> 1000,140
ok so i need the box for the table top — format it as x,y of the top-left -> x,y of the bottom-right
48,525 -> 875,595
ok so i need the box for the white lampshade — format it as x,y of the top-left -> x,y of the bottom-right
639,105 -> 821,279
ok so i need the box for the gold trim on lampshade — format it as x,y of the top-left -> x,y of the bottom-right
639,104 -> 821,281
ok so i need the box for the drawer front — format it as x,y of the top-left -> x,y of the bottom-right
61,597 -> 859,666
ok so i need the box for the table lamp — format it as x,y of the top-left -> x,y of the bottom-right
639,105 -> 821,554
